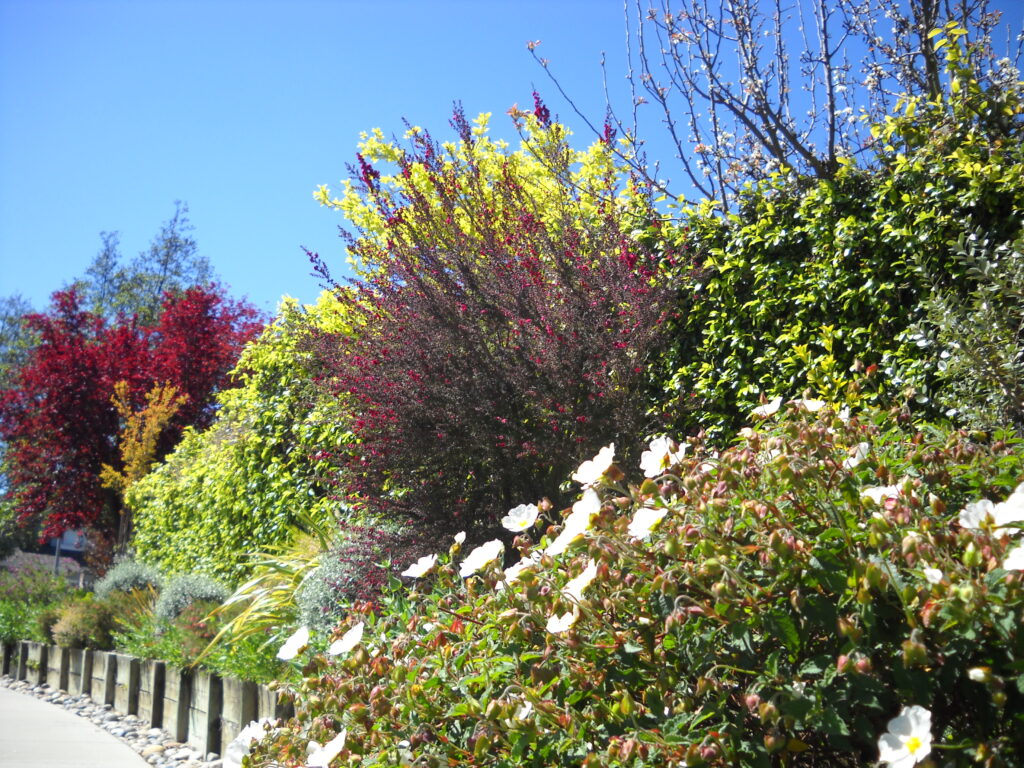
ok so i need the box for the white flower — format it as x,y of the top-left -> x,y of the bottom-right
501,503 -> 539,532
327,622 -> 364,656
545,496 -> 598,557
639,436 -> 687,478
877,705 -> 931,768
994,490 -> 1024,532
838,406 -> 852,422
453,531 -> 466,545
572,487 -> 601,516
968,666 -> 991,683
922,567 -> 943,585
400,553 -> 438,578
546,608 -> 579,633
843,441 -> 870,470
306,729 -> 347,767
563,560 -> 598,602
572,443 -> 615,487
1003,544 -> 1024,570
514,700 -> 533,720
791,398 -> 826,412
277,626 -> 310,660
459,539 -> 504,577
751,396 -> 783,418
628,506 -> 668,540
959,499 -> 995,530
861,484 -> 900,505
224,719 -> 274,768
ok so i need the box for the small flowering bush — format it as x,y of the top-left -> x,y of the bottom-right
251,405 -> 1024,767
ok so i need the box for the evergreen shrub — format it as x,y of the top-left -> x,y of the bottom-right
93,559 -> 163,598
154,573 -> 228,622
252,404 -> 1024,767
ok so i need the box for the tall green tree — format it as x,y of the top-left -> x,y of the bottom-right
76,202 -> 214,324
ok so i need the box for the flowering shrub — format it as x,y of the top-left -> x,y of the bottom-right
251,405 -> 1024,767
296,518 -> 435,632
309,106 -> 675,532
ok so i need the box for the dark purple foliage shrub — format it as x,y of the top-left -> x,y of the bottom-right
310,106 -> 677,533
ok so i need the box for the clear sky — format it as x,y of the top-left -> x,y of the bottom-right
2,1 -> 1021,318
0,0 -> 639,315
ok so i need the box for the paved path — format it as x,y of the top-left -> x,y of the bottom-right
0,684 -> 148,768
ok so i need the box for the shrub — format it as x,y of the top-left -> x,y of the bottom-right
652,50 -> 1024,441
34,605 -> 61,643
310,106 -> 675,533
0,600 -> 30,643
252,405 -> 1024,767
51,596 -> 117,650
154,573 -> 228,622
296,517 -> 435,633
925,232 -> 1024,432
0,562 -> 74,604
93,559 -> 163,598
129,294 -> 352,583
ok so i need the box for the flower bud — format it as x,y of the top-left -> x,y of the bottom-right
758,701 -> 779,724
901,636 -> 929,668
963,541 -> 983,568
763,732 -> 786,753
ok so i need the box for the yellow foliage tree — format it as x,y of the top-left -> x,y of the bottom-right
100,381 -> 188,547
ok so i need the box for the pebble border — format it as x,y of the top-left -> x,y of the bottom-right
1,674 -> 224,768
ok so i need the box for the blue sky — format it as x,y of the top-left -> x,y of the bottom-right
2,1 -> 1021,318
0,0 -> 642,316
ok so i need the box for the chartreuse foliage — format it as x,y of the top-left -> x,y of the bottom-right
251,404 -> 1024,768
129,294 -> 354,584
653,31 -> 1024,440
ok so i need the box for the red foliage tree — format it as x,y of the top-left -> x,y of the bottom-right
310,108 -> 676,533
0,286 -> 262,549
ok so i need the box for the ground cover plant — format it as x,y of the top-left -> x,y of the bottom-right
250,403 -> 1024,767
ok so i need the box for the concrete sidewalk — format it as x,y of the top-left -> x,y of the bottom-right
0,684 -> 148,768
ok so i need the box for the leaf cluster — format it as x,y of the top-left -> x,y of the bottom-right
128,295 -> 353,583
653,47 -> 1024,441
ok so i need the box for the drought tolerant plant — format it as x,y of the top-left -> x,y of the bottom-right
154,573 -> 229,622
250,404 -> 1024,767
310,105 -> 675,533
51,595 -> 117,650
924,232 -> 1024,432
93,559 -> 163,598
296,517 -> 435,633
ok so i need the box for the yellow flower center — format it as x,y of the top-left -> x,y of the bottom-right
906,736 -> 922,754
